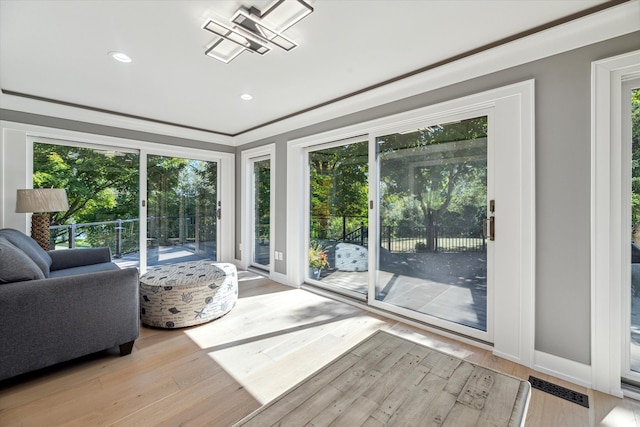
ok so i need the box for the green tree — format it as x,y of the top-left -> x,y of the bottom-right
309,141 -> 368,240
378,117 -> 488,251
631,89 -> 640,243
147,155 -> 189,246
253,159 -> 270,244
33,143 -> 139,249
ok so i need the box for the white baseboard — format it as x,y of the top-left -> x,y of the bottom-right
533,350 -> 592,389
269,271 -> 298,288
493,349 -> 526,367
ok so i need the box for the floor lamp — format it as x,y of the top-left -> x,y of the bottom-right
15,188 -> 69,251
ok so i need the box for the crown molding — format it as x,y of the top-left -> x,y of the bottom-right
0,90 -> 235,146
233,0 -> 640,145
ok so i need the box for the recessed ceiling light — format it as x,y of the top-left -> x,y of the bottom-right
108,51 -> 132,63
240,93 -> 253,100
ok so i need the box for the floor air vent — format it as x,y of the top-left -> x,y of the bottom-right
528,376 -> 589,408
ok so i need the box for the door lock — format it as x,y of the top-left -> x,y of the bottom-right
484,200 -> 495,241
484,216 -> 495,241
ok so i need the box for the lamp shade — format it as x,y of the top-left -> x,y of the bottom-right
15,188 -> 69,213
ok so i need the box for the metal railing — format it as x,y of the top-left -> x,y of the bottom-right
49,215 -> 216,258
310,214 -> 485,253
380,225 -> 486,253
50,219 -> 139,258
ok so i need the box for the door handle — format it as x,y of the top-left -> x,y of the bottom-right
484,216 -> 495,241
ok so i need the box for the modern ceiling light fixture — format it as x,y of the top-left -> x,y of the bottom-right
202,0 -> 313,64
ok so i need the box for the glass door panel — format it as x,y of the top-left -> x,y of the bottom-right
628,86 -> 640,378
147,155 -> 217,266
252,158 -> 271,269
33,141 -> 140,268
308,139 -> 369,299
375,117 -> 488,332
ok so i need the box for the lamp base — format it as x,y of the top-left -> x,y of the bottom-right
31,213 -> 51,251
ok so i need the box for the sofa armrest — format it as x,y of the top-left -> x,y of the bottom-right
48,247 -> 112,271
0,267 -> 140,380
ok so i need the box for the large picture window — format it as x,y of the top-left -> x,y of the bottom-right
33,141 -> 140,265
32,139 -> 222,271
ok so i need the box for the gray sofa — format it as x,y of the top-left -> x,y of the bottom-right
0,228 -> 139,380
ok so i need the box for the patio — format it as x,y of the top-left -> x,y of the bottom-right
317,250 -> 487,331
113,244 -> 214,269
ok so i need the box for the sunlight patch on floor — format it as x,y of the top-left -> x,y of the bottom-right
599,405 -> 640,426
179,286 -> 389,404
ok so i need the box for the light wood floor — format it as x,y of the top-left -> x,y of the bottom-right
1,271 -> 640,426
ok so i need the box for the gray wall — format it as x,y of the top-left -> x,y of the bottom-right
236,31 -> 640,365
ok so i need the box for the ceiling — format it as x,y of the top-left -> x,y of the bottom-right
0,0 -> 624,141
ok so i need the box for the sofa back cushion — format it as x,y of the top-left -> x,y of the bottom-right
0,237 -> 46,283
0,228 -> 52,277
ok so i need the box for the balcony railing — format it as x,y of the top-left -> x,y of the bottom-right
311,214 -> 485,253
49,215 -> 216,258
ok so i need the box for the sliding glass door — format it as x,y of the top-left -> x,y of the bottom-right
297,83 -> 533,349
373,117 -> 489,334
251,157 -> 271,269
32,138 -> 226,273
307,138 -> 369,299
33,140 -> 140,267
146,155 -> 218,266
624,81 -> 640,383
302,117 -> 492,338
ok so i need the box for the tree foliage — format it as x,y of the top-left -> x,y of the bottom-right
309,141 -> 368,240
378,117 -> 488,250
33,143 -> 139,249
147,155 -> 217,252
33,143 -> 218,255
631,89 -> 640,239
253,159 -> 271,240
34,143 -> 139,225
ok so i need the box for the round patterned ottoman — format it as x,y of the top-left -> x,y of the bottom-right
139,261 -> 238,328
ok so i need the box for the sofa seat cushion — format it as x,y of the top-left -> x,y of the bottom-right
0,228 -> 52,277
48,262 -> 120,278
0,237 -> 46,283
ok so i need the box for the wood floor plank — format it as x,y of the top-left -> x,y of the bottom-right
473,368 -> 522,426
443,361 -> 476,396
421,349 -> 462,379
363,345 -> 430,404
386,373 -> 449,426
0,377 -> 105,426
369,364 -> 431,424
415,390 -> 459,427
270,384 -> 344,426
328,394 -> 379,427
237,352 -> 362,425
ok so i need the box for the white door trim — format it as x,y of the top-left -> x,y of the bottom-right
240,144 -> 276,275
591,49 -> 640,397
288,80 -> 535,366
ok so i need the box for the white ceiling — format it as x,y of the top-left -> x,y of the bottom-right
0,0 -> 624,141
